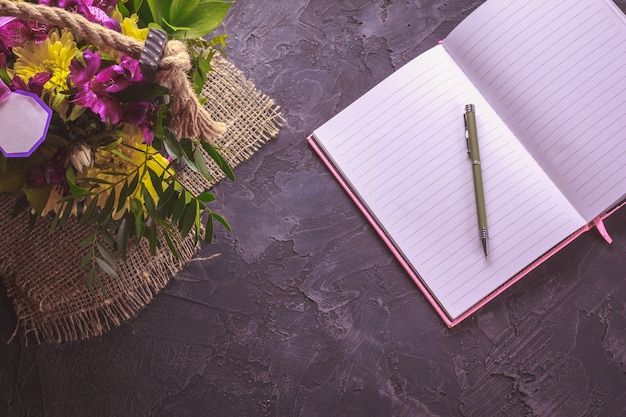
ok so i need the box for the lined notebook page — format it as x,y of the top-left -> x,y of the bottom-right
312,46 -> 584,319
444,0 -> 626,221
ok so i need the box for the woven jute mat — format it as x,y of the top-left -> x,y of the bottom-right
0,56 -> 283,344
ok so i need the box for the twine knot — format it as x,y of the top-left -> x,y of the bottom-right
159,41 -> 192,74
156,40 -> 227,141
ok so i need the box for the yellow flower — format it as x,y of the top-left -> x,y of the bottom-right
82,124 -> 172,218
120,14 -> 149,41
13,29 -> 78,97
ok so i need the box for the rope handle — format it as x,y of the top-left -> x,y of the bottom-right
0,0 -> 226,142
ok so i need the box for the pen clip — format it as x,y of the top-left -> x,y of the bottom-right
464,112 -> 471,158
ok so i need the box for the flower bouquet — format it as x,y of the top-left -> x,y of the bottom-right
0,0 -> 236,289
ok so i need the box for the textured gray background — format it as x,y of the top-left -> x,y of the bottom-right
2,1 -> 626,416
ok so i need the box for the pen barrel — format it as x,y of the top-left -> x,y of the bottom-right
471,164 -> 488,229
465,106 -> 488,231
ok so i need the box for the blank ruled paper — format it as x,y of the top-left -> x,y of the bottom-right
445,0 -> 626,221
312,46 -> 584,319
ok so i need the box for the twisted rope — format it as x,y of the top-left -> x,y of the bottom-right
0,0 -> 226,142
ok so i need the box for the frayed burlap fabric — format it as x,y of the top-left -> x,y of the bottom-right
0,56 -> 283,344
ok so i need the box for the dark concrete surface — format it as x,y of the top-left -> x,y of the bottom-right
2,1 -> 626,416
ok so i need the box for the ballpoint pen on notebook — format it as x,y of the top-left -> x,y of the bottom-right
464,104 -> 489,257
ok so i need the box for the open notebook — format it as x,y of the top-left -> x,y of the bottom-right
308,0 -> 626,326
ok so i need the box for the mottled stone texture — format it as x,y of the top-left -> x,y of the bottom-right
2,1 -> 626,416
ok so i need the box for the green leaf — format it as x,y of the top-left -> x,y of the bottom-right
79,196 -> 99,225
191,67 -> 204,95
99,170 -> 127,177
67,104 -> 87,122
100,228 -> 116,248
193,146 -> 213,182
183,190 -> 193,205
146,166 -> 164,197
179,139 -> 197,172
80,177 -> 113,185
98,187 -> 117,223
129,198 -> 144,239
201,142 -> 235,181
80,249 -> 93,269
163,135 -> 182,160
171,191 -> 187,224
49,202 -> 64,232
133,0 -> 145,12
179,201 -> 197,237
78,234 -> 94,248
66,166 -> 90,196
117,0 -> 130,17
197,192 -> 216,203
212,212 -> 231,232
158,181 -> 176,210
110,148 -> 134,164
145,0 -> 163,29
204,212 -> 214,244
162,228 -> 180,258
194,201 -> 202,241
198,57 -> 212,74
128,172 -> 140,195
159,193 -> 177,219
168,0 -> 199,24
148,221 -> 158,255
60,199 -> 74,223
97,242 -> 117,269
117,217 -> 129,260
95,257 -> 119,279
171,2 -> 232,39
142,186 -> 158,217
117,179 -> 130,212
161,16 -> 191,32
23,187 -> 51,214
87,266 -> 96,291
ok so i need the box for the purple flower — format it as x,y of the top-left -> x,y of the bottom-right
40,0 -> 120,31
27,149 -> 70,194
69,50 -> 145,124
27,21 -> 51,43
93,65 -> 132,94
11,72 -> 52,96
85,3 -> 121,31
39,0 -> 95,21
119,55 -> 143,83
0,18 -> 48,46
121,101 -> 156,144
70,50 -> 124,123
0,19 -> 29,47
86,0 -> 117,14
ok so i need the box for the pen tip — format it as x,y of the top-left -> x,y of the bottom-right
482,239 -> 489,258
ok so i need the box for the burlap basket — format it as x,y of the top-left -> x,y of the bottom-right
0,56 -> 283,344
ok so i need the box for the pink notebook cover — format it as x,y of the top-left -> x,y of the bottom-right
308,135 -> 624,327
